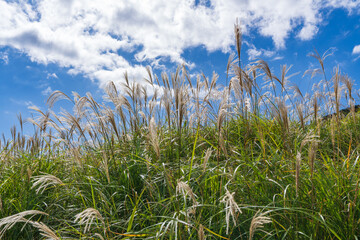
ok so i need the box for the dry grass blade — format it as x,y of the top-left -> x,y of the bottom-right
234,19 -> 242,66
341,74 -> 354,101
308,48 -> 334,108
220,190 -> 242,234
333,66 -> 340,121
300,131 -> 320,150
74,208 -> 104,233
148,117 -> 160,159
217,108 -> 227,133
198,224 -> 206,240
214,90 -> 230,159
226,53 -> 236,81
303,68 -> 322,79
31,174 -> 64,194
275,99 -> 289,133
94,233 -> 105,240
202,148 -> 212,172
291,84 -> 303,99
0,210 -> 48,238
101,151 -> 111,184
47,90 -> 73,108
255,60 -> 272,81
296,103 -> 305,128
296,151 -> 301,197
105,81 -> 118,101
249,210 -> 271,240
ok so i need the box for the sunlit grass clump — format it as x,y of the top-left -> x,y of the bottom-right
1,24 -> 360,239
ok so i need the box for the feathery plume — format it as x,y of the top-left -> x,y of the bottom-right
176,181 -> 197,205
30,221 -> 60,240
0,210 -> 48,238
31,174 -> 64,194
74,208 -> 104,233
249,210 -> 271,240
220,190 -> 242,234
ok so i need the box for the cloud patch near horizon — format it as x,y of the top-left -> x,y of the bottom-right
0,0 -> 359,90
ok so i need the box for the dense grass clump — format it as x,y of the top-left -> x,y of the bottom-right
1,24 -> 360,239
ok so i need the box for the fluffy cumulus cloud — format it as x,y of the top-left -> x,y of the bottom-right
353,45 -> 360,55
0,0 -> 359,89
247,45 -> 276,61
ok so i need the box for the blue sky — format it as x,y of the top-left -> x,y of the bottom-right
1,0 -> 360,137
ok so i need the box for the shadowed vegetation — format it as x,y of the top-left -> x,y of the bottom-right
1,24 -> 360,239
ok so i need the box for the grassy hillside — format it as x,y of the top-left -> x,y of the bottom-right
1,25 -> 360,239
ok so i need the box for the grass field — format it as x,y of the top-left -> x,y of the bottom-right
1,25 -> 360,239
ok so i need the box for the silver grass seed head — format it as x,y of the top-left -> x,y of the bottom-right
31,174 -> 64,194
30,221 -> 60,240
249,210 -> 272,240
0,210 -> 48,238
220,190 -> 242,234
74,208 -> 104,234
176,181 -> 198,205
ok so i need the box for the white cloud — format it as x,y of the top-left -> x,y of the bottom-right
326,0 -> 360,13
41,86 -> 53,96
47,73 -> 58,79
0,51 -> 9,64
352,45 -> 360,55
247,46 -> 275,60
273,56 -> 284,61
298,23 -> 318,40
0,0 -> 359,90
10,98 -> 34,107
247,48 -> 262,60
